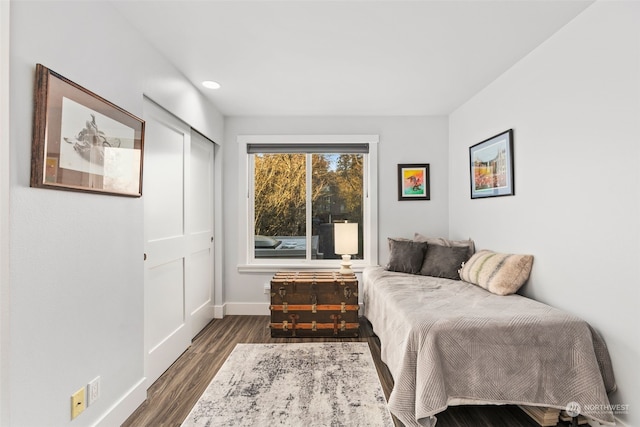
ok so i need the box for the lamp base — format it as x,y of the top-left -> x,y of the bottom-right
339,254 -> 353,275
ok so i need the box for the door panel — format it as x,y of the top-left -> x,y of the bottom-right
189,138 -> 212,233
143,101 -> 215,388
188,249 -> 212,313
146,259 -> 185,352
186,131 -> 215,338
144,120 -> 185,240
143,100 -> 191,387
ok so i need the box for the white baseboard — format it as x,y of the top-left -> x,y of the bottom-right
224,302 -> 271,316
213,304 -> 226,319
93,377 -> 146,427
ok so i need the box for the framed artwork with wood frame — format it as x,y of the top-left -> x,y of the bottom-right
469,129 -> 514,199
398,163 -> 430,201
31,63 -> 145,197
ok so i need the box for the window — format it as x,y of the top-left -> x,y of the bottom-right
239,135 -> 378,270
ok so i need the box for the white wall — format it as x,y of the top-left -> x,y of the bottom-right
449,2 -> 639,425
223,116 -> 448,312
1,1 -> 11,425
8,1 -> 223,426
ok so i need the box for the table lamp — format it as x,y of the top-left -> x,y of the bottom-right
334,222 -> 358,275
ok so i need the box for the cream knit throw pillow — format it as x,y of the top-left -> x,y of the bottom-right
459,250 -> 533,295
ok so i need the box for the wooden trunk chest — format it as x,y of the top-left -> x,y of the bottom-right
270,271 -> 359,338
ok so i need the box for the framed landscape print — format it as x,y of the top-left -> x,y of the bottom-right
31,64 -> 145,197
469,129 -> 514,199
398,163 -> 430,201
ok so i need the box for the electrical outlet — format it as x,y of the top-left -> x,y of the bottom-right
70,387 -> 86,420
263,284 -> 270,295
87,376 -> 100,406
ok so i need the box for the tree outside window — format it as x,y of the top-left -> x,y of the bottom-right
253,152 -> 363,260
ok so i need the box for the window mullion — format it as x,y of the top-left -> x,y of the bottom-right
305,153 -> 312,260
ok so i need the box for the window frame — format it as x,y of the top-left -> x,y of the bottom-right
237,135 -> 378,272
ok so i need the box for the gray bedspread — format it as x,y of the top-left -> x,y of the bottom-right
362,266 -> 616,427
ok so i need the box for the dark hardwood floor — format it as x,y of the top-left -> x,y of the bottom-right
122,315 -> 562,427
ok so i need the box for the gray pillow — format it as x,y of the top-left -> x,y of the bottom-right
420,244 -> 470,279
414,233 -> 475,259
385,238 -> 428,274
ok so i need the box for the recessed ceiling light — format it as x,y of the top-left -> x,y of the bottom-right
202,80 -> 221,90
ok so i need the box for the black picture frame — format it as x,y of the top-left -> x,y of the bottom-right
469,129 -> 514,199
398,163 -> 430,201
31,64 -> 145,197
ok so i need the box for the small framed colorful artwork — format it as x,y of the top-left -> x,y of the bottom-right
398,163 -> 430,201
469,129 -> 514,199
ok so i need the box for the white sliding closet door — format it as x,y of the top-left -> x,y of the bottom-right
186,130 -> 215,338
143,99 -> 214,388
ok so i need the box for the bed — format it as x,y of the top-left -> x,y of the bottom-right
363,264 -> 616,427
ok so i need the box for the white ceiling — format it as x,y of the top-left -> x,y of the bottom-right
112,0 -> 593,117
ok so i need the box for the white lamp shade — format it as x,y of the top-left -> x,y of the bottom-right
334,222 -> 358,255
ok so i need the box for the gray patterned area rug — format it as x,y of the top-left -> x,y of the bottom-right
181,342 -> 394,427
